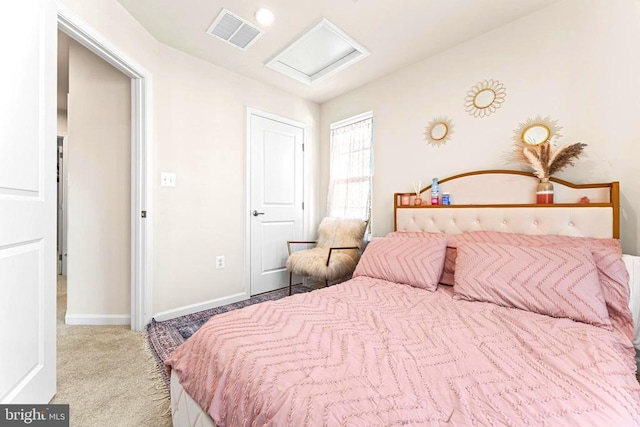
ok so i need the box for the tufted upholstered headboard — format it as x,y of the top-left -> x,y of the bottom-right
394,170 -> 619,239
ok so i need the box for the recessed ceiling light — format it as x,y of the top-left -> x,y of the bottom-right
255,8 -> 274,26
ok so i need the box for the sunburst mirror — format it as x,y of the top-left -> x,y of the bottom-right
464,79 -> 507,118
513,116 -> 562,145
425,117 -> 454,147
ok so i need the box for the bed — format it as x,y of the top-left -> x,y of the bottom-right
166,170 -> 640,426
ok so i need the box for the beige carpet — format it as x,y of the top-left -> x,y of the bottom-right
51,276 -> 171,426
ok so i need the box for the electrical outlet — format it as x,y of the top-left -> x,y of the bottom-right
216,255 -> 225,269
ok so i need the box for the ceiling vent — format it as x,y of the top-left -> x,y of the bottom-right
266,19 -> 369,86
207,8 -> 263,51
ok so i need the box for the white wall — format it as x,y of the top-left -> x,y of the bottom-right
152,45 -> 320,313
66,40 -> 131,320
56,110 -> 67,134
320,0 -> 640,255
58,0 -> 320,317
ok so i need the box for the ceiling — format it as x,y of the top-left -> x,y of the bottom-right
117,0 -> 560,104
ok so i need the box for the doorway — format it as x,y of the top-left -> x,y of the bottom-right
57,31 -> 132,325
247,110 -> 305,295
57,9 -> 152,330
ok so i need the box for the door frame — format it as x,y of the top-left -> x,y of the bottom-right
245,108 -> 306,296
57,5 -> 152,331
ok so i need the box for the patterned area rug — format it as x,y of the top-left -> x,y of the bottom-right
146,284 -> 313,390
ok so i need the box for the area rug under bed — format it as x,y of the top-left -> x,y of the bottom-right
146,284 -> 313,389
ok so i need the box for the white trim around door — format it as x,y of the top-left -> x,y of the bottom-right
57,5 -> 153,331
245,108 -> 307,298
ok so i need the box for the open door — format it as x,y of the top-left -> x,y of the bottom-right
0,0 -> 57,403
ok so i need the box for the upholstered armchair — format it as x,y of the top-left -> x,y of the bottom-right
286,217 -> 368,295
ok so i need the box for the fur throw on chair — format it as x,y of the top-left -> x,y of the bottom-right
286,218 -> 367,282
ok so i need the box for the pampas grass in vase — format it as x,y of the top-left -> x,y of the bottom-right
512,140 -> 587,204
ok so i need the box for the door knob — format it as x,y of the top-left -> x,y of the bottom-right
252,210 -> 265,216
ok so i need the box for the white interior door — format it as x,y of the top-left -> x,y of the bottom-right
250,114 -> 304,295
0,0 -> 57,403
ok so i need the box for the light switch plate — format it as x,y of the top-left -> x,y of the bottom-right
160,172 -> 176,187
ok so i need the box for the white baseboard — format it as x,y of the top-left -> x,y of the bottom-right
65,314 -> 131,326
152,291 -> 250,323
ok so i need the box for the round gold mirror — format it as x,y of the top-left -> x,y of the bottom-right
430,123 -> 448,140
425,117 -> 454,147
474,89 -> 496,109
465,79 -> 506,118
521,124 -> 550,145
513,116 -> 562,147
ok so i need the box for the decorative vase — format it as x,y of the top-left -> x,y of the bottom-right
414,197 -> 423,206
536,178 -> 554,204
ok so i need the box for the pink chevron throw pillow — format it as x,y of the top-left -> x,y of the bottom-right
387,231 -> 457,286
453,242 -> 611,327
354,237 -> 447,291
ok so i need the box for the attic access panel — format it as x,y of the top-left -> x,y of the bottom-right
266,19 -> 369,85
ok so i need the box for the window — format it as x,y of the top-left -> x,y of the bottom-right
326,112 -> 373,222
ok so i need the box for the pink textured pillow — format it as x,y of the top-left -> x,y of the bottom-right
453,242 -> 611,328
354,236 -> 447,291
386,231 -> 456,286
387,230 -> 632,338
453,231 -> 631,338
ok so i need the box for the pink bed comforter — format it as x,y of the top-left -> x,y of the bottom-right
166,278 -> 640,426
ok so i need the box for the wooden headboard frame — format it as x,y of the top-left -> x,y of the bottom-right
393,170 -> 620,239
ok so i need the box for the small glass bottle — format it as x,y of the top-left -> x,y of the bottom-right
431,178 -> 440,205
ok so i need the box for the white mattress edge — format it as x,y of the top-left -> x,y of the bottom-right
170,369 -> 217,427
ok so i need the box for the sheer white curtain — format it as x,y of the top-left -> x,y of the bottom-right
326,117 -> 373,221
